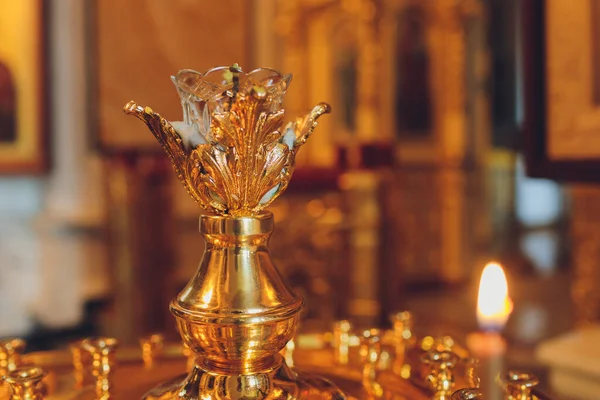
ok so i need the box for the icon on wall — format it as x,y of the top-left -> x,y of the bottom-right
524,0 -> 600,181
0,0 -> 47,173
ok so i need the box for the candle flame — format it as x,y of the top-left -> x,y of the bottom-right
477,262 -> 513,331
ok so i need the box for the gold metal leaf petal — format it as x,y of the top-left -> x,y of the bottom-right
291,103 -> 332,150
124,82 -> 331,216
123,101 -> 204,205
186,150 -> 226,212
196,144 -> 238,212
254,142 -> 289,206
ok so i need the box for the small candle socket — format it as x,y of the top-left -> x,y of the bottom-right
420,335 -> 456,353
361,329 -> 381,366
4,366 -> 46,400
140,334 -> 165,368
500,370 -> 539,400
69,340 -> 88,388
392,311 -> 414,345
81,337 -> 118,400
361,329 -> 383,398
421,350 -> 460,400
332,320 -> 351,365
391,311 -> 414,372
0,338 -> 25,376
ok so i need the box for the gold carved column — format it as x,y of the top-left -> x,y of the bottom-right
425,0 -> 468,165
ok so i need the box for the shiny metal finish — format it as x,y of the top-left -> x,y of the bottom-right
461,358 -> 480,389
3,367 -> 46,400
333,320 -> 352,365
124,65 -> 334,396
172,212 -> 303,374
422,350 -> 460,399
392,311 -> 415,346
81,337 -> 119,399
0,333 -> 553,400
123,65 -> 330,218
451,388 -> 483,399
144,355 -> 345,400
69,340 -> 87,389
361,329 -> 383,398
150,211 -> 320,399
114,63 -> 551,400
0,339 -> 25,377
141,335 -> 165,369
391,311 -> 414,376
500,371 -> 540,400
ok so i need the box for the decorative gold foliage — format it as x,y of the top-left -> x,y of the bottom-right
124,66 -> 330,216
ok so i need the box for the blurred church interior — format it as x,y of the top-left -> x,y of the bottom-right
1,0 -> 600,398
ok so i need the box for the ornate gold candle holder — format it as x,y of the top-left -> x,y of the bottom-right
124,64 -> 335,399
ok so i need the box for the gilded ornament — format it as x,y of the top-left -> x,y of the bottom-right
124,65 -> 330,216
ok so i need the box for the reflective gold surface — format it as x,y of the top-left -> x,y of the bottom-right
0,339 -> 25,377
123,65 -> 330,217
81,338 -> 119,400
3,366 -> 46,400
114,64 -> 550,400
148,211 -> 349,399
123,65 -> 342,399
499,371 -> 540,400
172,212 -> 302,373
361,329 -> 384,398
461,359 -> 480,389
422,351 -> 460,399
69,340 -> 86,389
451,388 -> 483,399
0,330 -> 550,400
3,338 -> 366,399
144,355 -> 347,400
333,321 -> 352,365
140,335 -> 165,369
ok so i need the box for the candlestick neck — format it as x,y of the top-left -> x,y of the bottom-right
171,211 -> 303,374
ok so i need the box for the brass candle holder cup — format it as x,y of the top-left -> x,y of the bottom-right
3,367 -> 46,400
0,339 -> 25,377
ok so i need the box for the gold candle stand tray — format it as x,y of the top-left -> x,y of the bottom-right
0,331 -> 551,400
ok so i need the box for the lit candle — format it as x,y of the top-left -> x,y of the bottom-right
466,262 -> 513,399
466,262 -> 513,356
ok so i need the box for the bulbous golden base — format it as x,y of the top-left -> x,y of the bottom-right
142,355 -> 346,400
